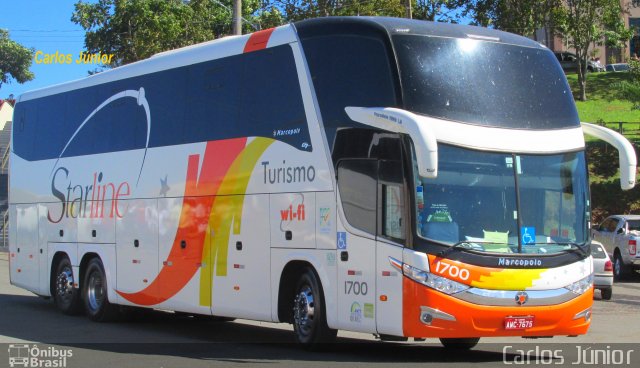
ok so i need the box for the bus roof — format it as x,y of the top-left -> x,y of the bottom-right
294,17 -> 544,50
19,17 -> 543,103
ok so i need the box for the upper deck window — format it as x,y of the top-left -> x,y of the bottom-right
393,35 -> 579,130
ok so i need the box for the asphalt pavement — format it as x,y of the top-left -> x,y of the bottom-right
1,252 -> 639,368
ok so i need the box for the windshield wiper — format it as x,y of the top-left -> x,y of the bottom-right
438,241 -> 510,256
520,242 -> 588,257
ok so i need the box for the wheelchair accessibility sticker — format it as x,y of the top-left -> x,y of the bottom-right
337,232 -> 347,249
521,227 -> 535,245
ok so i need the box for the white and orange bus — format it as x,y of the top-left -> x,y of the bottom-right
8,17 -> 637,348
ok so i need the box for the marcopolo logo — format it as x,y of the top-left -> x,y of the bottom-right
8,344 -> 73,368
498,258 -> 543,267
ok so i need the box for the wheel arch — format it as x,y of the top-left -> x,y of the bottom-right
277,260 -> 316,323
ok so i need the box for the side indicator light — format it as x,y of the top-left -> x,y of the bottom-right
380,295 -> 388,301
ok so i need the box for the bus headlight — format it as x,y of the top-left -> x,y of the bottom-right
402,263 -> 469,295
564,274 -> 594,295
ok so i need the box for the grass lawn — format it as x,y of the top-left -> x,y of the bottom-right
565,72 -> 639,123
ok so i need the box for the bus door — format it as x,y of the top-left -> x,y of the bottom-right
375,160 -> 406,337
335,157 -> 407,335
336,159 -> 378,333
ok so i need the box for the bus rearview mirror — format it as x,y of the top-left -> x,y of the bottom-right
582,123 -> 637,190
345,107 -> 438,178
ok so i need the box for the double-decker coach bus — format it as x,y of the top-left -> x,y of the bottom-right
9,17 -> 637,348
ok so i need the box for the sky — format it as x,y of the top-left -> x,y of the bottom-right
1,0 -> 97,100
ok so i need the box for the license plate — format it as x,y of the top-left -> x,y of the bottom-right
504,316 -> 534,330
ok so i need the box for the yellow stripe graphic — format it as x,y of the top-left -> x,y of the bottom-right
199,137 -> 274,306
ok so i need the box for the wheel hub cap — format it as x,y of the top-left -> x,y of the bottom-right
56,267 -> 74,300
87,271 -> 104,311
293,286 -> 315,335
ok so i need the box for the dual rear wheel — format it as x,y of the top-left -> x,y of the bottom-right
53,256 -> 119,321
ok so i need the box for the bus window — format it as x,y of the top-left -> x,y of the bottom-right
379,160 -> 405,241
337,159 -> 378,235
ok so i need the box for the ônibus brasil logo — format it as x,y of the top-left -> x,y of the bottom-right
8,344 -> 73,368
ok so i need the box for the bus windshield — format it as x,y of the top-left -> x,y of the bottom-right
393,34 -> 579,130
413,145 -> 589,254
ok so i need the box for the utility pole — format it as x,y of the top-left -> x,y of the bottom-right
232,0 -> 242,35
405,0 -> 412,19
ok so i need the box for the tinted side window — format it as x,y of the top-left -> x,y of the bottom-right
379,160 -> 405,241
185,57 -> 240,143
338,159 -> 378,234
239,46 -> 310,150
301,35 -> 398,153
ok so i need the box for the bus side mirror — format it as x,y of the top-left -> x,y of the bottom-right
345,107 -> 438,178
582,123 -> 637,190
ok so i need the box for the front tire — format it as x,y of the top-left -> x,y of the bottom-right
292,268 -> 337,345
439,337 -> 480,350
82,258 -> 119,322
53,257 -> 82,315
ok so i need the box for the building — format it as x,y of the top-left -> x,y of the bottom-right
535,0 -> 640,64
0,98 -> 13,247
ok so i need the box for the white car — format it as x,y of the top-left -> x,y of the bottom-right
591,241 -> 613,300
592,215 -> 640,280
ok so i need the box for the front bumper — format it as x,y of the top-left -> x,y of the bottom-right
402,278 -> 593,338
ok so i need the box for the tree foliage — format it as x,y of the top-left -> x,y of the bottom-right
553,0 -> 633,101
413,0 -> 467,22
72,0 -> 272,67
0,29 -> 35,89
466,0 -> 559,36
271,0 -> 405,21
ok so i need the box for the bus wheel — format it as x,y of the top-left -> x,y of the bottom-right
613,252 -> 630,281
292,269 -> 337,345
439,337 -> 480,350
53,257 -> 82,315
82,258 -> 119,322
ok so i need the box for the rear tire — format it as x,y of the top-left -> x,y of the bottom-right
82,258 -> 119,322
439,337 -> 480,350
53,257 -> 82,315
292,268 -> 337,345
613,252 -> 630,281
601,288 -> 612,300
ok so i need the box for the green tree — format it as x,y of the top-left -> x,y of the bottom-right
272,0 -> 405,21
413,0 -> 468,22
72,0 -> 269,67
466,0 -> 559,36
0,29 -> 35,89
553,0 -> 633,101
616,59 -> 640,110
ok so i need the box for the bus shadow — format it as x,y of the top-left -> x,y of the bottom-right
0,293 -> 512,364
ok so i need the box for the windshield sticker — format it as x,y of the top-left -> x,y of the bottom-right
505,157 -> 513,168
337,232 -> 347,249
521,227 -> 536,245
416,186 -> 424,210
427,204 -> 452,223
